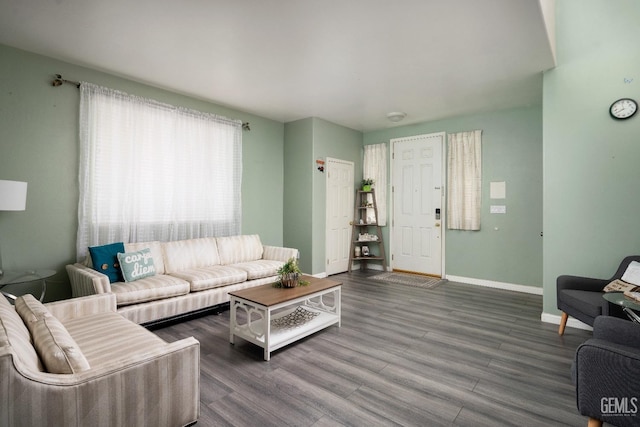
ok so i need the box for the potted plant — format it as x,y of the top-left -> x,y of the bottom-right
362,178 -> 374,191
274,257 -> 309,288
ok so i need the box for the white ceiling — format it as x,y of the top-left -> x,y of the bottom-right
0,0 -> 555,132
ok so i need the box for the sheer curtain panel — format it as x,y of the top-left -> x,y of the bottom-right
447,130 -> 482,231
77,83 -> 242,260
363,143 -> 387,226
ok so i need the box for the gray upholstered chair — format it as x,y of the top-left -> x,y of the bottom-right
574,316 -> 640,427
556,255 -> 640,335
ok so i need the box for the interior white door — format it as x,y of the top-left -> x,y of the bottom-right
326,158 -> 354,276
391,133 -> 444,276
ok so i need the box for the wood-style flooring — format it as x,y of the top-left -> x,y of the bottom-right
153,270 -> 592,427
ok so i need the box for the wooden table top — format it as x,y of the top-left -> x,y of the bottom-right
229,275 -> 342,307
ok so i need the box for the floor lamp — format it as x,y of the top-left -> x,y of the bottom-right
0,180 -> 28,277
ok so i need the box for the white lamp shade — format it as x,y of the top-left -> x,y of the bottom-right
0,180 -> 28,211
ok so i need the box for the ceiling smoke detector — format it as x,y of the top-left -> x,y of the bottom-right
386,112 -> 407,123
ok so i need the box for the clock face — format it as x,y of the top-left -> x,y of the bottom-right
610,98 -> 638,120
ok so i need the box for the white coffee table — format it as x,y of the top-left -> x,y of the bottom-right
229,275 -> 341,361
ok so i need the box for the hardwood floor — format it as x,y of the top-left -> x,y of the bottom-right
153,270 -> 591,426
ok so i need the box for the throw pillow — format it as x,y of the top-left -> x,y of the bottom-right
31,316 -> 91,374
117,248 -> 156,282
88,242 -> 125,283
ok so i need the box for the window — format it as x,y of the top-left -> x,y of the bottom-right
77,83 -> 242,259
363,143 -> 387,226
447,130 -> 482,230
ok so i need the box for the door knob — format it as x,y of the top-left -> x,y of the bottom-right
435,223 -> 441,227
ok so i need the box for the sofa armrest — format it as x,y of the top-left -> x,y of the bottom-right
263,245 -> 299,263
1,337 -> 200,427
593,316 -> 640,349
45,294 -> 117,322
66,263 -> 112,297
575,338 -> 640,426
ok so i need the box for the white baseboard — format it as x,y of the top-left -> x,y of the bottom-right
445,275 -> 543,295
316,262 -> 390,278
540,312 -> 593,331
445,275 -> 594,330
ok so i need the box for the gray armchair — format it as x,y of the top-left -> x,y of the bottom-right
574,316 -> 640,427
556,255 -> 640,335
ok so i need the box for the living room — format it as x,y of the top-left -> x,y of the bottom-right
1,1 -> 639,425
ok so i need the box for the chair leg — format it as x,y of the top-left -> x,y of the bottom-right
587,417 -> 603,427
558,312 -> 568,335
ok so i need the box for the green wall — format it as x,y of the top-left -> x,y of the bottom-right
310,118 -> 363,274
8,0 -> 639,318
542,1 -> 640,315
0,44 -> 285,301
284,118 -> 362,275
283,118 -> 314,271
364,105 -> 543,287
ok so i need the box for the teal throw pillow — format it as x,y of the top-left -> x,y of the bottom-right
117,248 -> 156,282
88,242 -> 125,283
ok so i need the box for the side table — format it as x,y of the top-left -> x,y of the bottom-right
603,292 -> 640,323
0,269 -> 56,302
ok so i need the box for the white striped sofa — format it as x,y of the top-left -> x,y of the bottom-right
0,293 -> 199,427
66,235 -> 298,324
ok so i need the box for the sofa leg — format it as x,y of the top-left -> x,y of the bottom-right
558,312 -> 568,335
587,417 -> 603,427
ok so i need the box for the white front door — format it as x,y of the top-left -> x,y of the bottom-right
391,133 -> 444,276
325,158 -> 355,275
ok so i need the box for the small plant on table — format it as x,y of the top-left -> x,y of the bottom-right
274,257 -> 309,288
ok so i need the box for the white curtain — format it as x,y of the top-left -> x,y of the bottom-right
363,143 -> 387,226
77,83 -> 242,260
447,130 -> 482,230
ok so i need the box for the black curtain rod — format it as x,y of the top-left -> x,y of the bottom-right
52,74 -> 80,88
51,73 -> 251,130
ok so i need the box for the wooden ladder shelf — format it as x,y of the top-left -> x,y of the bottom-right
348,188 -> 387,272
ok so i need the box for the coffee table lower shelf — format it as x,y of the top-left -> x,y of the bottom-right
229,286 -> 341,361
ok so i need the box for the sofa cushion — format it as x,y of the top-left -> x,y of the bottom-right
117,248 -> 157,282
0,295 -> 43,372
559,289 -> 604,318
15,294 -> 52,325
124,241 -> 166,275
169,265 -> 248,292
63,311 -> 167,367
162,237 -> 220,273
88,242 -> 125,283
31,316 -> 91,374
216,235 -> 264,265
231,260 -> 284,280
111,275 -> 190,306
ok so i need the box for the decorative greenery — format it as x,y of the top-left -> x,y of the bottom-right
277,257 -> 302,275
273,257 -> 309,288
362,178 -> 374,186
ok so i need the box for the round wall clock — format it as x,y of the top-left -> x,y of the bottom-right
609,98 -> 638,120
